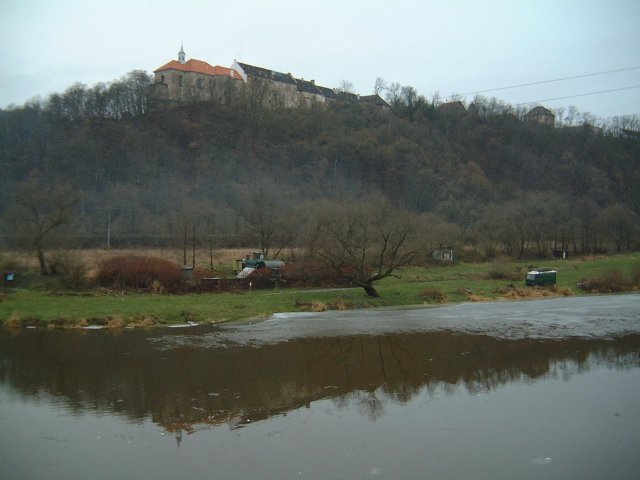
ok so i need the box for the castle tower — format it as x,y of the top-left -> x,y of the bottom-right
178,44 -> 185,64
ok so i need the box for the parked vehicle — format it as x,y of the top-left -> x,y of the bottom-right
525,269 -> 557,286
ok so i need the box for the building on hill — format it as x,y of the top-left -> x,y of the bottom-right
525,106 -> 555,127
152,46 -> 243,103
231,61 -> 300,108
438,100 -> 466,113
359,94 -> 391,112
232,61 -> 336,108
151,46 -> 385,111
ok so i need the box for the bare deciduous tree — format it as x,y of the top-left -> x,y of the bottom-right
13,174 -> 80,275
314,200 -> 416,297
373,77 -> 387,95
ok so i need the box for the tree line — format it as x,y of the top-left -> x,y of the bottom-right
1,71 -> 639,278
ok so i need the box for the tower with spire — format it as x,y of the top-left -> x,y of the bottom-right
178,44 -> 185,64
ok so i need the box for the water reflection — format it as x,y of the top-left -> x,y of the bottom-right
1,327 -> 639,437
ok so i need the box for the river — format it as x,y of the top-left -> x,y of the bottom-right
1,294 -> 639,479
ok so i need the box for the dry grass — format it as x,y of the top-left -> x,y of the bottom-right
496,285 -> 574,301
5,312 -> 22,328
329,298 -> 354,311
106,315 -> 126,329
419,287 -> 449,303
466,294 -> 492,302
578,268 -> 635,293
296,300 -> 328,312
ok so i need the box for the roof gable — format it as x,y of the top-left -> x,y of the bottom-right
359,94 -> 390,108
526,106 -> 554,117
316,85 -> 337,99
236,62 -> 297,85
294,78 -> 322,95
155,59 -> 241,79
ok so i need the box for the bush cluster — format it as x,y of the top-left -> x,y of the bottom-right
577,267 -> 639,293
98,255 -> 183,291
419,287 -> 449,303
486,262 -> 523,281
281,264 -> 353,288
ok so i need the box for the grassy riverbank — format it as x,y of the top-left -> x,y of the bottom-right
1,254 -> 638,328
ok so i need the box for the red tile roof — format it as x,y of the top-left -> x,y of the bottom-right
155,59 -> 242,80
212,66 -> 242,80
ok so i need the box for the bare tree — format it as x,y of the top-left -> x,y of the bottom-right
338,80 -> 354,94
314,200 -> 416,297
236,188 -> 296,259
13,174 -> 80,275
373,77 -> 386,95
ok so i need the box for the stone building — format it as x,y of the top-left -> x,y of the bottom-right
525,106 -> 555,127
152,47 -> 389,112
359,94 -> 391,112
232,61 -> 334,108
152,46 -> 243,104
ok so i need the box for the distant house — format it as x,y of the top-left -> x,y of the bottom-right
359,94 -> 391,112
525,106 -> 555,127
620,129 -> 640,139
438,100 -> 466,113
432,247 -> 454,262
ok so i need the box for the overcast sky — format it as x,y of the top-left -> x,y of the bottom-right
2,0 -> 639,119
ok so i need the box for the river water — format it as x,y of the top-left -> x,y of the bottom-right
1,294 -> 639,479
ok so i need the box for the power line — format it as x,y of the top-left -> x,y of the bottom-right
458,65 -> 640,96
513,85 -> 640,106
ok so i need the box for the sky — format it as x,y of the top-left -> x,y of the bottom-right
2,0 -> 639,120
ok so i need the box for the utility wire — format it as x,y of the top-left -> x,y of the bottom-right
513,85 -> 640,106
458,66 -> 640,96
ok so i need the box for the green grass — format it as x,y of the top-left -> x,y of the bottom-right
1,253 -> 638,327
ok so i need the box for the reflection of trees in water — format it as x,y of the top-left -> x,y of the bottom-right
1,329 -> 638,436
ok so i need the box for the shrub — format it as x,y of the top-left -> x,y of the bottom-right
295,300 -> 328,312
578,268 -> 632,293
98,255 -> 183,292
419,287 -> 448,303
631,263 -> 640,288
329,297 -> 354,310
47,252 -> 90,290
246,268 -> 276,289
282,263 -> 353,288
487,262 -> 522,281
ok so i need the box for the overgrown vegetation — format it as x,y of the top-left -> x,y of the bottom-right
97,255 -> 184,292
577,265 -> 640,293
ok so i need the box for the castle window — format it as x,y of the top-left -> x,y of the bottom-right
178,75 -> 183,87
161,75 -> 165,83
197,78 -> 203,89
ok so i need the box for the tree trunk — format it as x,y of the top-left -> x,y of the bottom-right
363,285 -> 379,297
36,243 -> 48,275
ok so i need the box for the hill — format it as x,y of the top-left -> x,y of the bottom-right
1,79 -> 639,259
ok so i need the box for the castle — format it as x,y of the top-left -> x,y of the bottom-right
151,46 -> 390,110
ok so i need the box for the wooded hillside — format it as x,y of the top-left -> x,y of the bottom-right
1,74 -> 639,260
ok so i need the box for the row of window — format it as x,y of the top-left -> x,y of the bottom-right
164,75 -> 205,88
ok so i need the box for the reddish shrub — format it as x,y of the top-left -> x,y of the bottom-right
281,263 -> 353,288
247,268 -> 276,289
98,255 -> 183,291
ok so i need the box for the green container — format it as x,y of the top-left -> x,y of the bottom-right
525,269 -> 557,286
